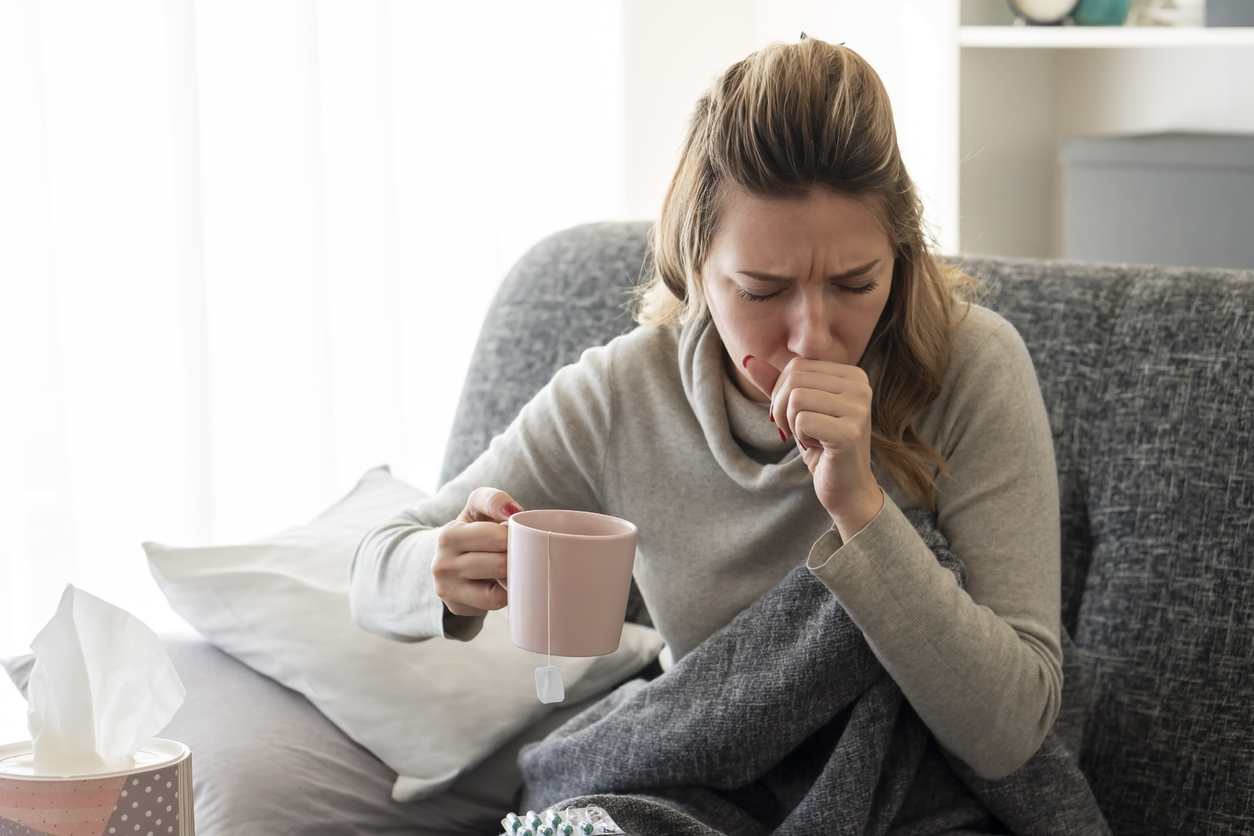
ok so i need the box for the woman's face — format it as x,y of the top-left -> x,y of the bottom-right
702,187 -> 896,403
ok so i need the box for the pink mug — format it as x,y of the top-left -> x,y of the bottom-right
505,509 -> 638,657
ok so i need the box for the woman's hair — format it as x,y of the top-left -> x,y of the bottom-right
636,36 -> 977,510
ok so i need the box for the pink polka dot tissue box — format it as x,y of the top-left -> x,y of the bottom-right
0,739 -> 194,836
1,586 -> 192,836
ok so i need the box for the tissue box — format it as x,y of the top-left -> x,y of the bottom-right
0,738 -> 193,836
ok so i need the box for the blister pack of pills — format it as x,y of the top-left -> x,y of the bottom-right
500,805 -> 624,836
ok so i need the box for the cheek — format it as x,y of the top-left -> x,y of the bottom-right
704,286 -> 739,343
843,293 -> 892,356
847,301 -> 885,339
715,304 -> 778,355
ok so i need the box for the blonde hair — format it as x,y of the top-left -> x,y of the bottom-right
637,37 -> 977,509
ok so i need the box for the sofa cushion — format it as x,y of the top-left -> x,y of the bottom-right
1075,269 -> 1254,835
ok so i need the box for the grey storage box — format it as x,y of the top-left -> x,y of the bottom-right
1206,0 -> 1254,26
1063,132 -> 1254,270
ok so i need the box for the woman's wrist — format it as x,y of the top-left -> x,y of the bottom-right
830,486 -> 885,543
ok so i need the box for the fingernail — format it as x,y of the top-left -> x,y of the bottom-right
504,503 -> 522,516
742,354 -> 753,369
779,428 -> 787,443
768,408 -> 774,423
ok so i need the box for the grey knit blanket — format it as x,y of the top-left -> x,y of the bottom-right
520,511 -> 1110,836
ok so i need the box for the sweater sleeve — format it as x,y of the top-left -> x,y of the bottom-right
348,343 -> 617,643
807,315 -> 1063,780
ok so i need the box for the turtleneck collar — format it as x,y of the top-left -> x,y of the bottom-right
677,316 -> 813,492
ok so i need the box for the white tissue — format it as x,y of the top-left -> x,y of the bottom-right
26,585 -> 185,775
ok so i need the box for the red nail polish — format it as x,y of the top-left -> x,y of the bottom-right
742,355 -> 753,369
504,503 -> 522,516
779,428 -> 787,443
768,408 -> 774,423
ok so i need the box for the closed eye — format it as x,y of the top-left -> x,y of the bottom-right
737,288 -> 782,302
838,281 -> 879,296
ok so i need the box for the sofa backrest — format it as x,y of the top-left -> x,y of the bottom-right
443,224 -> 1254,834
962,256 -> 1254,836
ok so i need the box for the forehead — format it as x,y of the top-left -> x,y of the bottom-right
709,187 -> 891,263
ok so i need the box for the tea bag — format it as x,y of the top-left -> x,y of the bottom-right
535,665 -> 564,704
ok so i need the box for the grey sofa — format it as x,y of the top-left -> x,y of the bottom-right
8,222 -> 1250,835
444,222 -> 1254,835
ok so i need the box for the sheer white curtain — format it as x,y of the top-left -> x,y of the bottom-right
0,0 -> 625,656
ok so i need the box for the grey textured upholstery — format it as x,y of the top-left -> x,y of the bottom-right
1075,273 -> 1253,835
443,223 -> 1254,835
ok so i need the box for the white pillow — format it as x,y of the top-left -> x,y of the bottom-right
145,466 -> 662,802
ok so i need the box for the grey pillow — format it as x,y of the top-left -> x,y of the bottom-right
4,634 -> 598,836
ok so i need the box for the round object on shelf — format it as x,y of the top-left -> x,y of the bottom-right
1008,0 -> 1081,24
1073,0 -> 1131,25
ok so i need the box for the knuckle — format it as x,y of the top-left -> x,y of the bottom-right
435,524 -> 457,552
446,601 -> 476,617
432,574 -> 453,598
431,553 -> 454,582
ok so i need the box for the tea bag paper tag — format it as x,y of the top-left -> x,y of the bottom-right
535,665 -> 565,704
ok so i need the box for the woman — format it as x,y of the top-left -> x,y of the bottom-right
351,36 -> 1061,799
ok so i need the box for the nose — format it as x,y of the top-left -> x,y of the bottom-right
785,289 -> 835,360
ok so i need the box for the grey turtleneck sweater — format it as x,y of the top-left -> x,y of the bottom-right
349,304 -> 1062,781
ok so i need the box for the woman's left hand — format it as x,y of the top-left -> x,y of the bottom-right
743,355 -> 884,539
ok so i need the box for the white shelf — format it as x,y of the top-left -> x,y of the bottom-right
960,24 -> 1254,48
955,6 -> 1254,259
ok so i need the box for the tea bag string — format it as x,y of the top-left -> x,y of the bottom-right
533,527 -> 564,705
546,528 -> 552,669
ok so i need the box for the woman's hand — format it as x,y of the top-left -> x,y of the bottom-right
743,355 -> 883,540
431,487 -> 522,617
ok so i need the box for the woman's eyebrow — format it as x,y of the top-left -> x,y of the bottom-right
737,260 -> 881,283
